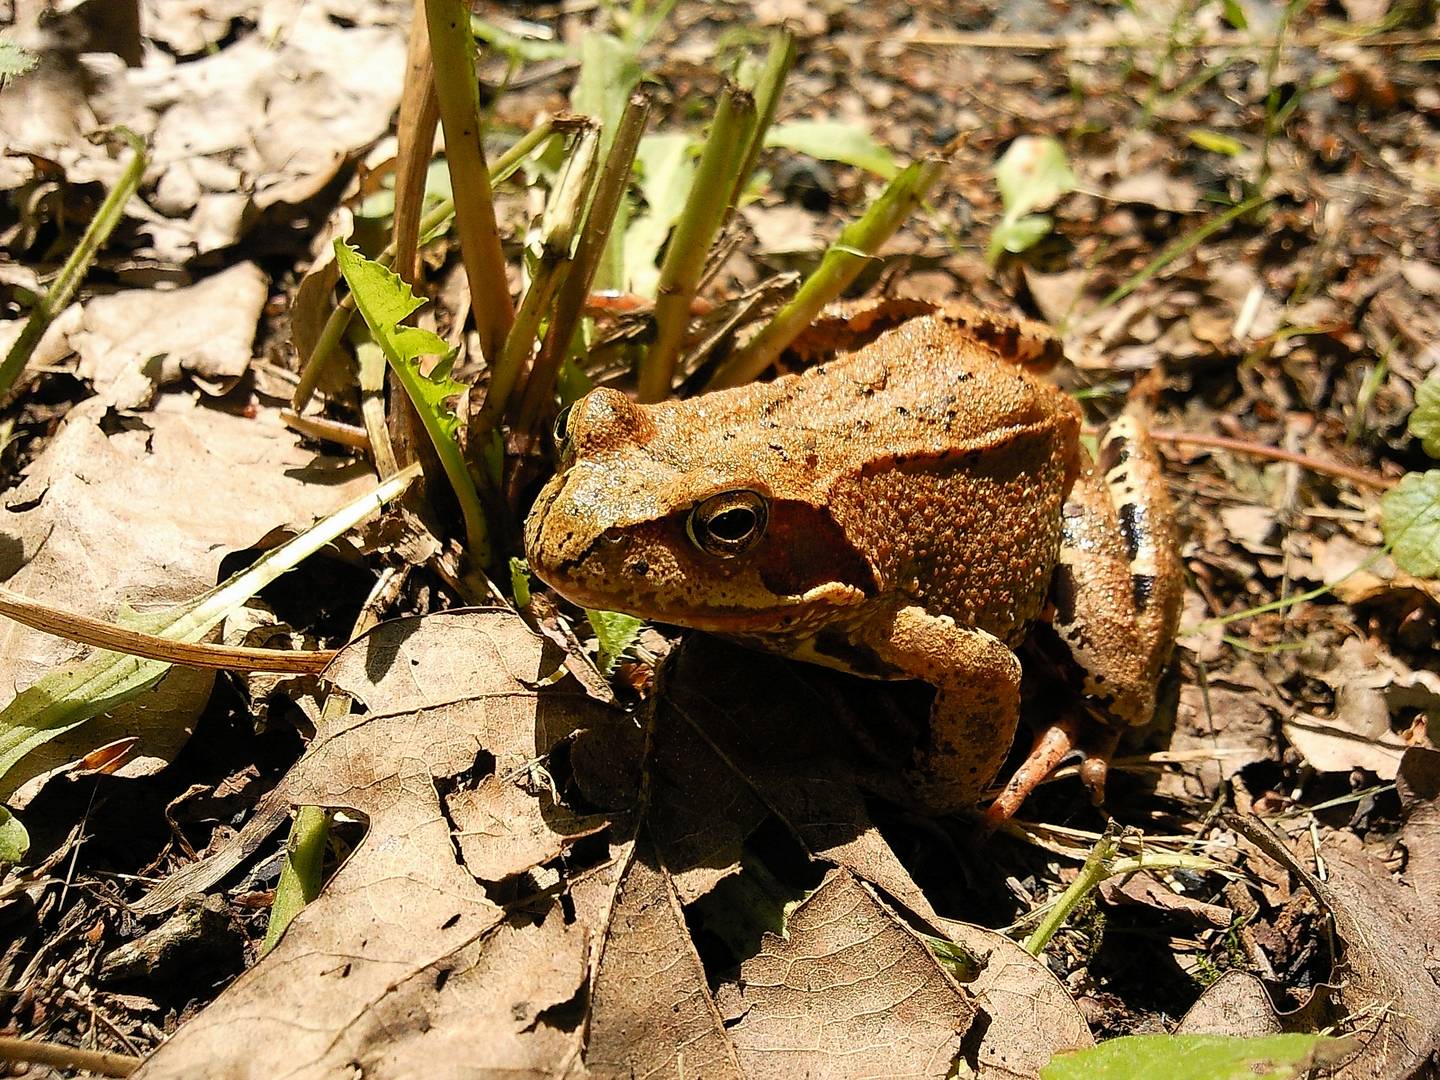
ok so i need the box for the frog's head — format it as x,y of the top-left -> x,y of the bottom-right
523,387 -> 876,633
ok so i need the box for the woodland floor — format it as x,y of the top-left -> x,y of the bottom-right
0,0 -> 1438,1077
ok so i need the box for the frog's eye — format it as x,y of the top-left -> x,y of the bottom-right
686,490 -> 768,558
552,403 -> 576,449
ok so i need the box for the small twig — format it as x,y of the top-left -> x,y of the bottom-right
0,585 -> 338,674
0,1034 -> 141,1078
1149,428 -> 1395,489
280,409 -> 371,451
905,27 -> 1440,52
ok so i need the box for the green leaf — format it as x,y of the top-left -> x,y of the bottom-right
995,135 -> 1075,220
1409,375 -> 1440,458
471,17 -> 571,64
763,121 -> 898,179
1187,129 -> 1246,156
0,467 -> 420,802
1220,0 -> 1249,30
571,32 -> 644,160
509,557 -> 532,608
1381,469 -> 1440,578
1041,1033 -> 1355,1080
990,213 -> 1054,258
624,133 -> 697,297
586,609 -> 643,675
0,40 -> 37,82
334,240 -> 491,564
990,136 -> 1074,265
0,805 -> 29,865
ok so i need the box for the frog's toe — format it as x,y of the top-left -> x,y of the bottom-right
984,713 -> 1123,824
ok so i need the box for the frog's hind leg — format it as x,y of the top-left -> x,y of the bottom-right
988,411 -> 1182,822
856,604 -> 1023,814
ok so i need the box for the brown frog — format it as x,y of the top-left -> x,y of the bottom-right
523,301 -> 1183,819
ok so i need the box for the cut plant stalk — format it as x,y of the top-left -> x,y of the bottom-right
0,130 -> 146,402
637,84 -> 757,403
290,119 -> 557,412
516,90 -> 652,434
391,0 -> 441,286
424,0 -> 514,365
730,29 -> 796,207
707,155 -> 948,391
260,802 -> 332,955
472,122 -> 600,439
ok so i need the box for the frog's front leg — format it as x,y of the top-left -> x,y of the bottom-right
988,412 -> 1183,822
855,604 -> 1022,814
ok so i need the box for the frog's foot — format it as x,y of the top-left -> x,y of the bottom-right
984,712 -> 1122,826
857,604 -> 1022,814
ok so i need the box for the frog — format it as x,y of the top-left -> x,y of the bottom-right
523,300 -> 1183,819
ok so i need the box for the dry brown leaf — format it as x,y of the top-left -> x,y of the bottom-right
0,0 -> 406,265
939,921 -> 1094,1079
1285,637 -> 1424,779
70,263 -> 269,406
1397,747 -> 1440,904
132,613 -> 1087,1078
1232,814 -> 1440,1079
1175,970 -> 1285,1037
723,869 -> 977,1079
0,393 -> 373,801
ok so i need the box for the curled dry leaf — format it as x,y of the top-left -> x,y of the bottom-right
135,611 -> 1091,1079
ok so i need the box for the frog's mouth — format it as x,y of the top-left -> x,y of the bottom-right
537,576 -> 869,635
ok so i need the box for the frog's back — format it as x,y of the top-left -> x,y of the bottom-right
754,313 -> 1081,644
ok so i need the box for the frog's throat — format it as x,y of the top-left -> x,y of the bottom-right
553,580 -> 868,633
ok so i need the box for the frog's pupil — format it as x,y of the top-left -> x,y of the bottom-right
709,507 -> 755,541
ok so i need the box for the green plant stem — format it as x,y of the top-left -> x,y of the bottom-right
517,90 -> 652,434
424,0 -> 514,365
1023,821 -> 1123,955
260,803 -> 332,956
0,132 -> 146,401
707,155 -> 948,390
638,84 -> 757,403
473,124 -> 600,439
1079,194 -> 1266,325
290,121 -> 556,412
731,29 -> 796,205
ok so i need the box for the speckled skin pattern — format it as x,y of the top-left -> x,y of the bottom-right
525,305 -> 1182,812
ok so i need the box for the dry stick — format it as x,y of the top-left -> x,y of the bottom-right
0,1035 -> 140,1078
638,85 -> 758,403
392,0 -> 441,287
0,585 -> 337,674
0,132 -> 146,402
516,90 -> 652,434
279,409 -> 370,451
425,0 -> 514,367
289,120 -> 556,412
906,27 -> 1440,52
1148,428 -> 1395,490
